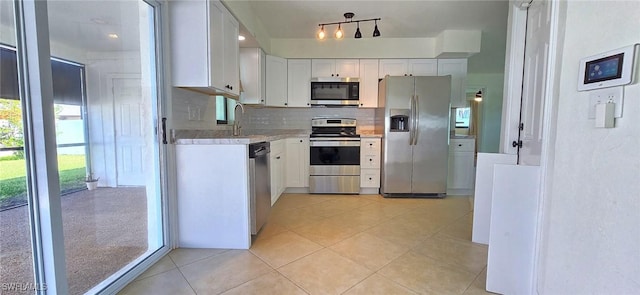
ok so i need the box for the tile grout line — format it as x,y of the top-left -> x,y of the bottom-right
462,265 -> 488,294
169,255 -> 198,295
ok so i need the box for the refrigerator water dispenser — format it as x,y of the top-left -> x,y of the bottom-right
390,111 -> 410,132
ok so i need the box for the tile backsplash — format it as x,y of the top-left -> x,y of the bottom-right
171,87 -> 384,132
241,106 -> 384,132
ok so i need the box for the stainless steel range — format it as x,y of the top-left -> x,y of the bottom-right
309,118 -> 360,194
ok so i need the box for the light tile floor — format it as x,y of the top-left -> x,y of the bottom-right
119,194 -> 491,295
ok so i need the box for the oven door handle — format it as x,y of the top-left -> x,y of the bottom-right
310,141 -> 361,147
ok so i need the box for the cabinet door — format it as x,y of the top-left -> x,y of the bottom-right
265,55 -> 287,107
311,59 -> 334,77
408,59 -> 438,76
448,152 -> 475,189
239,48 -> 265,104
335,59 -> 359,77
379,59 -> 408,78
438,59 -> 468,108
358,59 -> 379,107
270,140 -> 286,204
169,0 -> 209,87
287,59 -> 312,107
285,137 -> 309,188
222,7 -> 239,95
208,1 -> 226,91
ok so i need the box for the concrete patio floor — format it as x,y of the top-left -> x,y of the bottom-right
0,187 -> 147,295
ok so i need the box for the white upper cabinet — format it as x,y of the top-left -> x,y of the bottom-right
378,59 -> 437,78
265,55 -> 287,107
287,59 -> 312,107
311,59 -> 359,78
438,59 -> 468,108
378,59 -> 408,78
170,0 -> 239,96
358,59 -> 380,108
408,59 -> 438,76
239,48 -> 266,104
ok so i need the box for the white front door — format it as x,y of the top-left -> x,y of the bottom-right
516,0 -> 552,165
112,76 -> 146,186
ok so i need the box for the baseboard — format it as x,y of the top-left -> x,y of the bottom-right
359,188 -> 380,195
284,187 -> 309,194
446,188 -> 474,196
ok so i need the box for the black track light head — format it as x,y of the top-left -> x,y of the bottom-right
373,20 -> 381,37
354,22 -> 362,39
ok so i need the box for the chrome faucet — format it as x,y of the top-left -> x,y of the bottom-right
233,102 -> 245,136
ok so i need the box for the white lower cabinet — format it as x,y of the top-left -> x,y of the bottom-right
447,138 -> 476,195
360,138 -> 382,192
285,137 -> 309,188
176,144 -> 251,249
270,140 -> 286,205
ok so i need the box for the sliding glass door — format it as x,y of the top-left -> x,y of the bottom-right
0,3 -> 37,294
2,0 -> 169,293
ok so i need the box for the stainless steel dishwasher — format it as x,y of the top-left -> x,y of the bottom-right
249,142 -> 271,235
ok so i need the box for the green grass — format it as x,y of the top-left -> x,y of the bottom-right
0,155 -> 87,209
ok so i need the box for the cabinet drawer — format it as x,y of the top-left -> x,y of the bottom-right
361,138 -> 381,153
361,154 -> 380,169
271,139 -> 285,154
361,169 -> 380,188
450,139 -> 475,152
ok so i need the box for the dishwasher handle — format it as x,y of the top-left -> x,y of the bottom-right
249,142 -> 271,158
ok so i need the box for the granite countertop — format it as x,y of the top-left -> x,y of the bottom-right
173,129 -> 310,145
358,130 -> 384,138
174,129 -> 384,144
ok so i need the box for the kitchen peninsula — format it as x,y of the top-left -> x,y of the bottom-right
174,129 -> 382,249
174,129 -> 307,249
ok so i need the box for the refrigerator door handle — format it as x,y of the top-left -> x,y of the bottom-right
413,95 -> 419,145
410,95 -> 415,145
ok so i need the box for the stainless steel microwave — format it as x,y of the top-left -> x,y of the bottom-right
310,77 -> 359,106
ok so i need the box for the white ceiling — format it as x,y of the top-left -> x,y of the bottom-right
234,0 -> 510,74
0,0 -> 509,74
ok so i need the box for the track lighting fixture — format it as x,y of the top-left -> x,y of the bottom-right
317,12 -> 381,40
317,25 -> 326,40
475,90 -> 483,102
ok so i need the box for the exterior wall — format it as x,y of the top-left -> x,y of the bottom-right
539,1 -> 640,293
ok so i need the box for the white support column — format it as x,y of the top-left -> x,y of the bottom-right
15,0 -> 69,293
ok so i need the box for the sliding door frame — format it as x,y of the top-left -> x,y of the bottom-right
13,0 -> 173,293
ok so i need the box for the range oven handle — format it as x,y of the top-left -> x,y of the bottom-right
310,141 -> 361,147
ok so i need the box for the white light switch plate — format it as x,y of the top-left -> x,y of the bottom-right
588,86 -> 623,119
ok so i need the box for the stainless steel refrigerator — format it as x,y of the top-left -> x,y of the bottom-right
379,76 -> 451,197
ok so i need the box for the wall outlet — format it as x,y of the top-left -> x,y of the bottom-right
188,105 -> 201,121
587,86 -> 623,119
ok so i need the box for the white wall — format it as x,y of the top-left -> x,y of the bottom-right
538,1 -> 640,293
467,73 -> 504,153
84,52 -> 141,187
